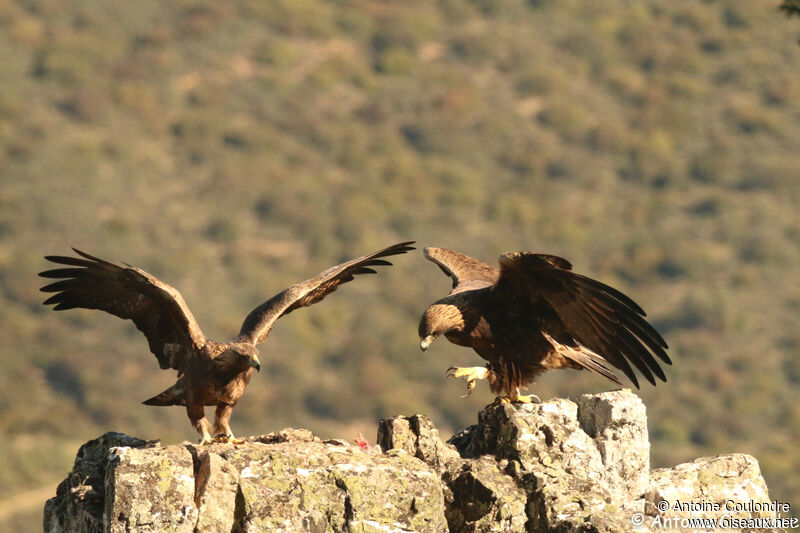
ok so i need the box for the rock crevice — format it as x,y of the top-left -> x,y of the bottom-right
44,390 -> 775,532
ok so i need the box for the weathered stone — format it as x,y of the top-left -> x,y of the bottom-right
253,427 -> 318,444
378,416 -> 417,454
105,444 -> 197,533
217,440 -> 446,532
445,456 -> 527,533
337,449 -> 446,532
576,389 -> 649,508
378,413 -> 460,474
190,447 -> 240,532
45,392 -> 779,533
448,392 -> 653,531
346,520 -> 418,532
44,431 -> 148,533
219,440 -> 348,532
452,399 -> 605,483
646,453 -> 775,522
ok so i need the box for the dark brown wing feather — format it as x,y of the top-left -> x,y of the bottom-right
496,252 -> 669,388
39,249 -> 207,371
423,247 -> 498,294
237,241 -> 415,345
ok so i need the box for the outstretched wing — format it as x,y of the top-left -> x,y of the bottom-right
423,247 -> 499,294
39,249 -> 207,371
496,252 -> 670,388
237,241 -> 415,345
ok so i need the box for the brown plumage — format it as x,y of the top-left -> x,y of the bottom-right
418,247 -> 670,402
40,241 -> 414,443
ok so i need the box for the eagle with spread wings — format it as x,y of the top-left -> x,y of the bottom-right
40,241 -> 414,444
418,247 -> 670,402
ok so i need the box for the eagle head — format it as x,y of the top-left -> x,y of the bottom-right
226,343 -> 261,372
418,303 -> 464,351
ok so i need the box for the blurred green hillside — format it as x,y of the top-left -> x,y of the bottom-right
1,0 -> 798,529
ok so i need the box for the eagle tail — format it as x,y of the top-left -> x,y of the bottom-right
143,384 -> 185,406
564,349 -> 624,387
543,333 -> 624,387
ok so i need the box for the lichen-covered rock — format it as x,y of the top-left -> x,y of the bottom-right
454,399 -> 605,478
46,430 -> 446,533
445,456 -> 527,532
253,427 -> 318,444
339,449 -> 446,532
44,431 -> 149,533
646,453 -> 775,521
190,447 -> 240,532
105,444 -> 197,532
218,441 -> 446,532
44,391 -> 778,533
576,390 -> 650,509
448,391 -> 651,531
378,413 -> 460,475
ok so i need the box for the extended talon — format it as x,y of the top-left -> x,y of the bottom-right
512,387 -> 540,404
446,366 -> 489,397
514,394 -> 541,404
493,392 -> 541,405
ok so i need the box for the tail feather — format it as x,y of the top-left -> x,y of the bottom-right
564,349 -> 623,386
143,384 -> 185,406
543,333 -> 623,387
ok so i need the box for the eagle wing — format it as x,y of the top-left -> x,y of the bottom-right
40,249 -> 207,371
237,241 -> 415,345
496,252 -> 670,388
423,247 -> 499,294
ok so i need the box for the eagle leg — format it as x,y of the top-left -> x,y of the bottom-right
495,387 -> 541,404
211,434 -> 246,445
187,403 -> 214,445
446,366 -> 489,397
211,403 -> 246,444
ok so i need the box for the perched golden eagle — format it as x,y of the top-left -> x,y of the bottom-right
40,242 -> 414,443
418,247 -> 670,402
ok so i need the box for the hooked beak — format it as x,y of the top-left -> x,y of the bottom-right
251,356 -> 261,372
420,335 -> 436,352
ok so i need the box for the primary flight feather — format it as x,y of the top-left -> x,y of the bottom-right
40,241 -> 415,443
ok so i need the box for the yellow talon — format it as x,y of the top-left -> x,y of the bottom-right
514,394 -> 540,404
446,366 -> 489,397
493,391 -> 541,405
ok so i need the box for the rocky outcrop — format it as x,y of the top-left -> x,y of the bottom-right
44,390 -> 777,532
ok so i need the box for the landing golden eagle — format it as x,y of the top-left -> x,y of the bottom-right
418,247 -> 670,402
40,241 -> 414,443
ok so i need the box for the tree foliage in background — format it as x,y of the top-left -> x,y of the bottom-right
782,0 -> 800,16
782,0 -> 800,43
0,0 -> 798,528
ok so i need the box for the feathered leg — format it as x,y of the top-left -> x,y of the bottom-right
187,402 -> 213,445
495,364 -> 540,404
212,403 -> 245,444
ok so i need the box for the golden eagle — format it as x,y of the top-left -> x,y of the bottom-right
418,247 -> 670,402
40,241 -> 414,443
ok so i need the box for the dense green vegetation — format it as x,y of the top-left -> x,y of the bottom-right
0,0 -> 798,528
